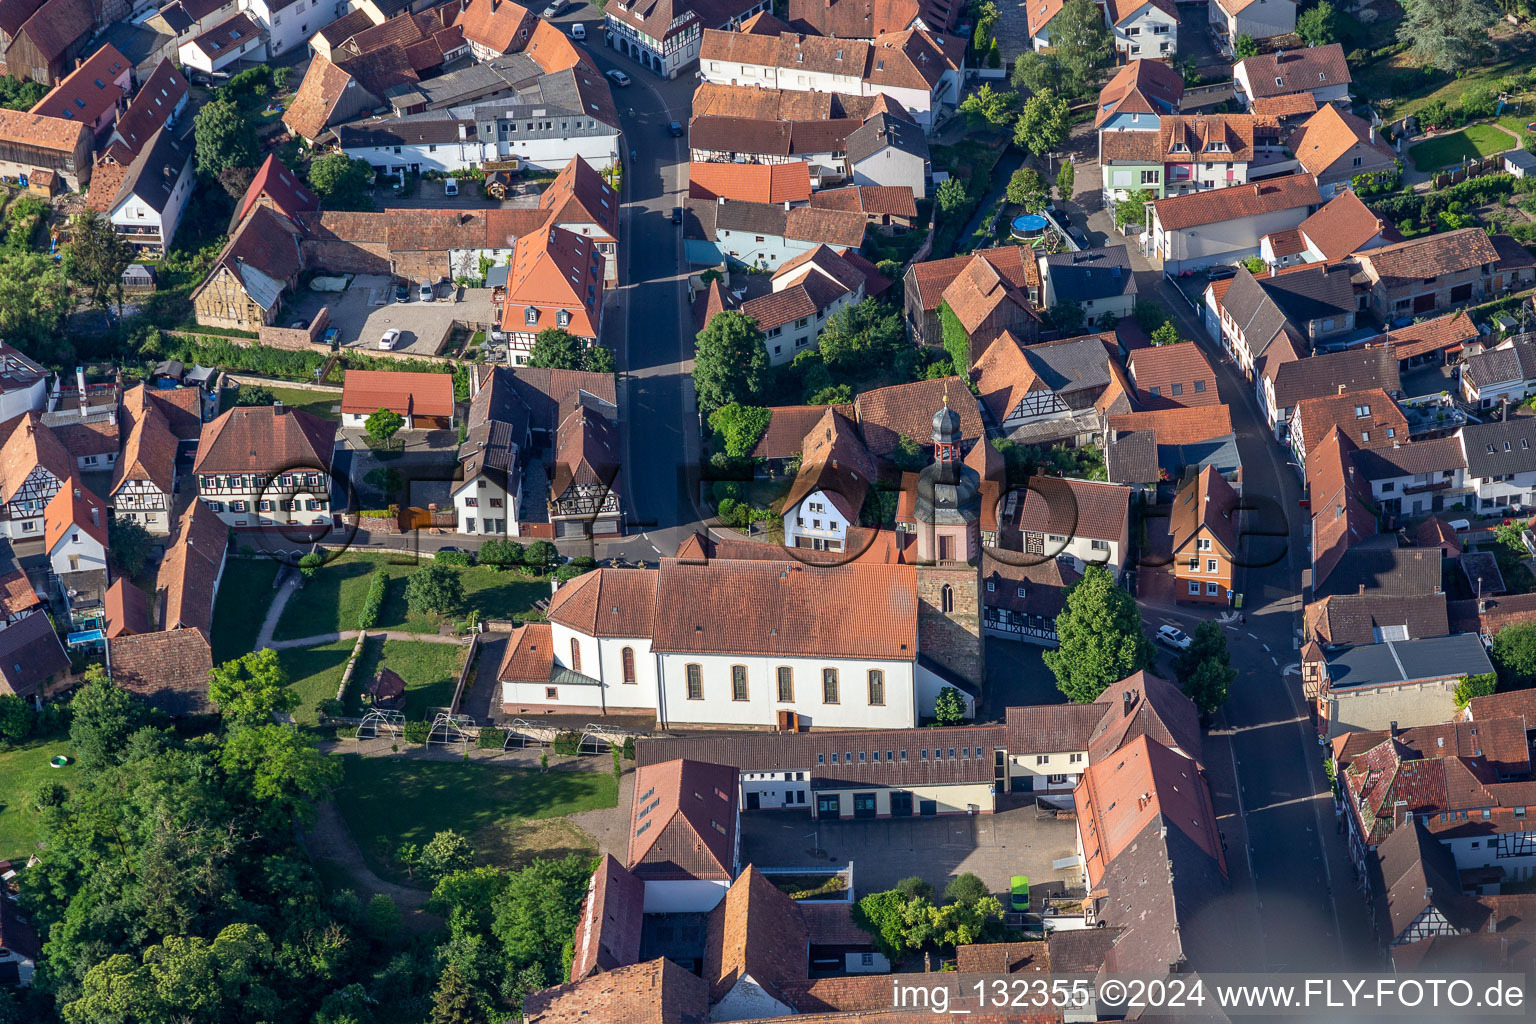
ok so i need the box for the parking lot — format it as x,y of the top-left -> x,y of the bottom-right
285,275 -> 495,357
739,803 -> 1082,903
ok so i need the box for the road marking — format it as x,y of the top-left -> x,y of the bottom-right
1247,632 -> 1258,639
1262,643 -> 1270,652
1270,656 -> 1278,665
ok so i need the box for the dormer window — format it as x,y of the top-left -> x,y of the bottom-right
524,306 -> 538,325
1171,142 -> 1188,153
557,309 -> 571,328
1319,72 -> 1327,81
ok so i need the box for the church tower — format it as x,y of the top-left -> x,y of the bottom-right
913,392 -> 986,707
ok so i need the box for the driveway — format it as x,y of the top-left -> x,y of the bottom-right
285,275 -> 493,355
336,426 -> 462,507
739,804 -> 1082,902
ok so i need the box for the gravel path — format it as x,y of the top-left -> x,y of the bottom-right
270,629 -> 472,650
303,800 -> 441,932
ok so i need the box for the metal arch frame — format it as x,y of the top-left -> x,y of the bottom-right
426,709 -> 475,749
357,708 -> 405,739
577,722 -> 640,755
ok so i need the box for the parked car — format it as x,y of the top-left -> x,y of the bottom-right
542,0 -> 570,15
378,329 -> 401,350
1447,518 -> 1472,533
394,282 -> 409,302
1522,529 -> 1536,557
570,22 -> 585,39
1010,875 -> 1030,912
443,177 -> 459,196
671,206 -> 683,225
419,280 -> 435,302
1156,625 -> 1192,651
605,69 -> 631,87
1207,265 -> 1239,280
667,120 -> 683,137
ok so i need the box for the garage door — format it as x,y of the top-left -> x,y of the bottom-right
555,519 -> 586,539
592,516 -> 620,535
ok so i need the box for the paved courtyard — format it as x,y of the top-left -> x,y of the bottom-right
739,803 -> 1082,903
286,275 -> 495,356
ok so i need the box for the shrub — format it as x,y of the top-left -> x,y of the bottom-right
298,552 -> 325,581
402,720 -> 431,744
621,736 -> 636,760
335,725 -> 359,739
479,538 -> 524,569
357,568 -> 389,630
434,550 -> 474,567
316,698 -> 343,720
552,730 -> 583,755
477,727 -> 506,749
32,780 -> 67,811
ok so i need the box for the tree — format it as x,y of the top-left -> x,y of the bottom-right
1183,656 -> 1235,715
69,673 -> 159,772
1044,564 -> 1155,703
235,385 -> 276,407
958,83 -> 1019,128
1005,167 -> 1048,211
1453,671 -> 1498,711
1296,1 -> 1339,45
1043,301 -> 1086,336
1492,623 -> 1536,686
308,153 -> 376,212
0,250 -> 70,356
583,345 -> 615,373
895,876 -> 933,901
933,686 -> 967,725
1134,301 -> 1169,333
0,694 -> 31,742
851,890 -> 910,961
708,403 -> 772,460
1150,321 -> 1183,346
108,516 -> 154,578
817,298 -> 906,368
64,210 -> 130,312
522,539 -> 558,573
194,96 -> 260,190
489,853 -> 594,987
1233,33 -> 1259,59
944,873 -> 989,906
405,562 -> 465,617
298,551 -> 325,580
1048,0 -> 1114,94
1398,0 -> 1497,73
428,963 -> 487,1024
478,537 -> 524,570
693,311 -> 769,415
365,893 -> 402,940
419,831 -> 476,884
1174,621 -> 1229,680
935,176 -> 970,217
1011,51 -> 1067,97
527,328 -> 585,369
365,408 -> 405,447
209,649 -> 300,727
220,723 -> 341,824
1114,189 -> 1152,233
1014,94 -> 1070,158
1056,160 -> 1075,202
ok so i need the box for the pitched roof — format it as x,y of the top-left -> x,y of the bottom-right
1016,476 -> 1131,544
109,126 -> 191,216
497,620 -> 554,682
236,154 -> 320,227
0,894 -> 40,963
193,404 -> 334,475
845,111 -> 928,164
501,226 -> 605,338
0,568 -> 40,619
1251,91 -> 1318,117
1089,670 -> 1204,765
0,411 -> 73,503
1127,342 -> 1217,409
1371,820 -> 1491,942
103,577 -> 149,638
199,204 -> 305,312
1290,103 -> 1395,177
1004,701 -> 1103,754
940,247 -> 1035,336
107,628 -> 215,716
749,405 -> 837,461
1293,387 -> 1407,457
853,376 -> 984,460
1041,245 -> 1136,303
704,866 -> 808,1005
1463,415 -> 1536,478
283,56 -> 364,142
1169,465 -> 1238,555
569,854 -> 645,981
1238,42 -> 1351,99
1349,434 -> 1466,480
1356,228 -> 1501,284
781,406 -> 875,522
805,184 -> 918,219
1095,58 -> 1184,127
524,957 -> 709,1024
550,403 -> 620,499
29,42 -> 130,126
44,479 -> 107,552
1152,173 -> 1320,231
1297,187 -> 1388,262
157,500 -> 228,640
540,155 -> 619,239
0,107 -> 89,154
954,941 -> 1050,974
11,0 -> 93,66
688,160 -> 812,204
691,82 -> 835,120
1268,344 -> 1401,411
626,758 -> 738,881
1026,0 -> 1065,36
1460,337 -> 1536,392
1107,405 -> 1234,445
112,59 -> 188,158
1306,590 -> 1450,648
1103,0 -> 1174,24
340,369 -> 455,418
0,610 -> 67,699
186,12 -> 263,59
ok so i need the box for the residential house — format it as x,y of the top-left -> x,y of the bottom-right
1206,261 -> 1354,381
0,108 -> 91,189
1311,632 -> 1490,739
689,159 -> 813,204
1009,476 -> 1133,579
109,402 -> 179,535
333,114 -> 489,177
470,65 -> 623,171
1289,387 -> 1409,470
1348,436 -> 1468,518
1459,335 -> 1536,409
106,59 -> 189,158
1386,311 -> 1479,372
1149,173 -> 1321,275
1209,0 -> 1295,55
232,153 -> 320,229
340,370 -> 456,431
1259,344 -> 1400,439
1126,341 -> 1218,411
178,13 -> 265,75
1289,104 -> 1398,198
0,345 -> 46,425
190,205 -> 304,331
901,245 -> 1039,360
608,0 -> 769,79
1304,584 -> 1450,652
1100,113 -> 1290,205
1169,466 -> 1239,604
106,628 -> 215,715
689,115 -> 856,186
712,245 -> 866,365
499,226 -> 605,363
28,43 -> 131,139
1460,416 -> 1536,514
781,406 -> 875,554
787,0 -> 958,37
1037,245 -> 1137,329
0,611 -> 68,701
1365,819 -> 1494,947
306,4 -> 377,60
282,56 -> 384,145
698,27 -> 966,131
704,198 -> 866,271
2,0 -> 95,85
193,404 -> 336,529
240,0 -> 344,57
1233,43 -> 1352,111
1102,0 -> 1177,60
970,331 -> 1130,446
534,155 -> 620,284
845,112 -> 929,195
155,499 -> 229,639
0,411 -> 71,540
805,184 -> 918,232
105,127 -> 195,256
147,0 -> 240,53
1354,228 -> 1533,320
549,405 -> 623,537
852,374 -> 984,464
1261,188 -> 1392,268
1094,58 -> 1183,132
0,566 -> 42,631
980,554 -> 1081,646
45,482 -> 108,643
745,404 -> 831,474
627,756 -> 740,911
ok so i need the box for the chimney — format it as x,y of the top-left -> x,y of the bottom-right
274,399 -> 285,416
90,506 -> 99,527
1253,183 -> 1261,196
1389,720 -> 1398,736
1269,263 -> 1277,277
1393,799 -> 1409,828
1123,689 -> 1134,717
1369,125 -> 1375,145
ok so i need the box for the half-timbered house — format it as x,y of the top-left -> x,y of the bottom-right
110,402 -> 179,535
193,404 -> 336,530
549,405 -> 622,537
970,332 -> 1132,447
0,411 -> 72,540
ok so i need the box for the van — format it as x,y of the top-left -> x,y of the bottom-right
1447,518 -> 1472,533
570,22 -> 585,39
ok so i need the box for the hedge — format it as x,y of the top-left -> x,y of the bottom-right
357,568 -> 389,630
434,550 -> 474,567
552,730 -> 583,755
402,720 -> 431,744
476,727 -> 506,749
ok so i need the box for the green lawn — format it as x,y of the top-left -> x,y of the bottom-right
276,638 -> 357,724
349,637 -> 466,719
273,553 -> 548,641
1408,124 -> 1519,172
0,738 -> 73,862
222,386 -> 342,421
211,557 -> 283,664
334,755 -> 615,882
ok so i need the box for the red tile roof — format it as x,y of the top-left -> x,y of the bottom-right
498,621 -> 554,682
1293,387 -> 1407,459
103,577 -> 149,638
569,854 -> 644,981
193,404 -> 334,475
1015,476 -> 1131,544
1297,189 -> 1388,262
704,866 -> 808,1005
44,478 -> 107,552
1152,173 -> 1320,231
853,376 -> 985,460
237,154 -> 320,227
0,568 -> 39,618
340,369 -> 455,419
627,757 -> 738,881
502,227 -> 605,339
107,628 -> 214,716
1107,405 -> 1234,444
547,566 -> 657,638
1126,342 -> 1218,409
1387,311 -> 1478,360
29,43 -> 130,128
524,957 -> 708,1024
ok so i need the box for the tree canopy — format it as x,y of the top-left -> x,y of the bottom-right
63,210 -> 130,312
308,154 -> 376,212
366,408 -> 405,446
817,298 -> 906,368
693,311 -> 769,415
209,649 -> 299,727
1492,623 -> 1536,687
1047,0 -> 1114,94
193,97 -> 260,191
405,562 -> 465,617
1398,0 -> 1497,72
1005,168 -> 1048,211
1296,1 -> 1339,46
1114,189 -> 1153,233
708,403 -> 772,460
1044,564 -> 1155,703
1014,95 -> 1071,158
958,84 -> 1019,128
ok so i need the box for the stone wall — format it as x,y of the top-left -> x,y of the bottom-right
301,239 -> 390,276
915,563 -> 984,696
258,306 -> 329,351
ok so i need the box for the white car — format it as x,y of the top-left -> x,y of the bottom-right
570,22 -> 585,39
378,329 -> 401,350
1156,625 -> 1192,651
443,177 -> 459,196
